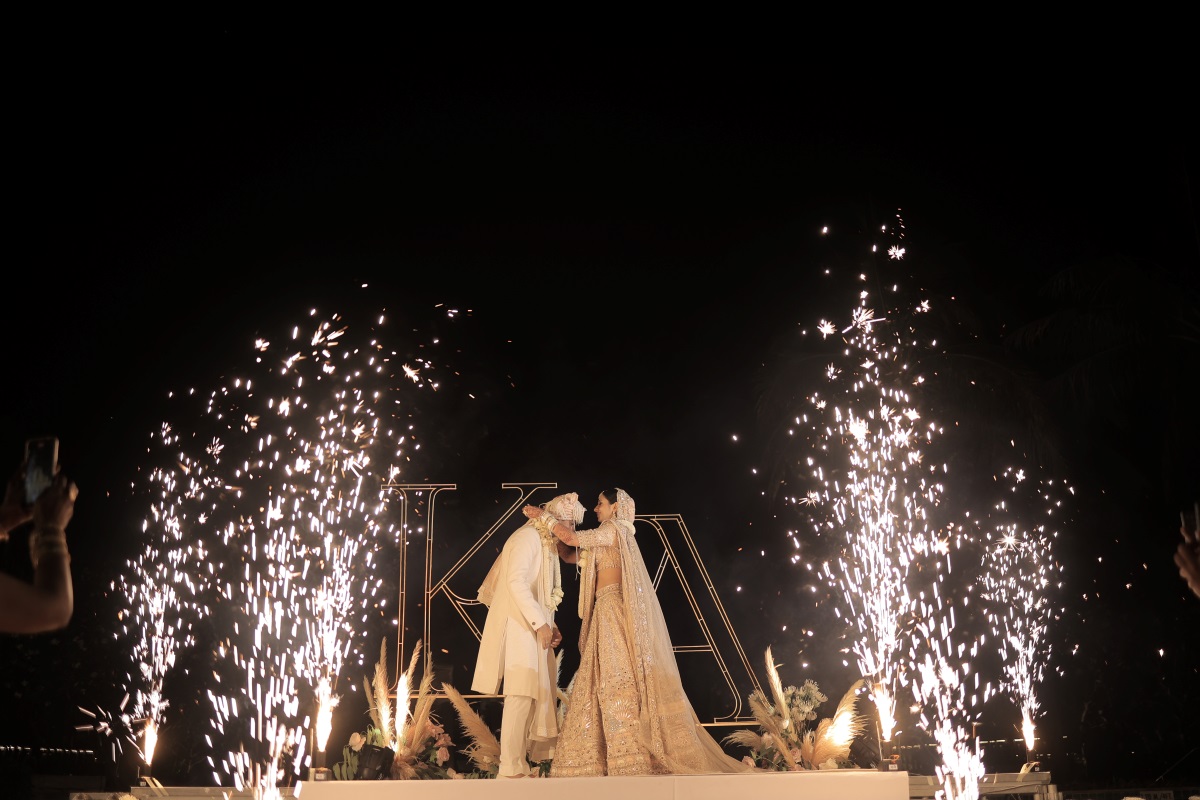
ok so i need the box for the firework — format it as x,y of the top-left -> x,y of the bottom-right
793,220 -> 1001,796
804,271 -> 943,743
111,457 -> 204,767
116,306 -> 457,795
977,467 -> 1069,757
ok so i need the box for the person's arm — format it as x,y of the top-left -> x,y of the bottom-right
1176,542 -> 1200,599
0,471 -> 78,634
550,519 -> 578,546
555,519 -> 616,550
524,506 -> 618,549
1176,509 -> 1200,600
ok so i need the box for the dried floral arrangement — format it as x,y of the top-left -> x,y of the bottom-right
331,639 -> 458,779
724,646 -> 868,770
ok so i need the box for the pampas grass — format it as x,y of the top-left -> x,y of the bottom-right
364,638 -> 396,747
441,682 -> 501,776
722,719 -> 772,758
802,679 -> 866,768
764,645 -> 796,735
725,647 -> 867,771
399,670 -> 435,753
391,640 -> 449,779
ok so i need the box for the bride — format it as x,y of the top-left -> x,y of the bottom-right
524,488 -> 755,776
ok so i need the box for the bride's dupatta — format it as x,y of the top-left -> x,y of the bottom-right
611,490 -> 756,775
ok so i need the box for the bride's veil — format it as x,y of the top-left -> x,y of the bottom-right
613,489 -> 753,773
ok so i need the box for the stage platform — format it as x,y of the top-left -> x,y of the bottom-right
71,770 -> 1069,800
910,771 -> 1060,799
114,769 -> 909,800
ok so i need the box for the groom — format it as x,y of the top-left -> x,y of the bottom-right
472,492 -> 583,777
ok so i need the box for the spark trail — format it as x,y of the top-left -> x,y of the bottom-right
110,466 -> 204,766
803,260 -> 944,744
117,306 -> 459,796
977,467 -> 1069,757
781,215 -> 1078,794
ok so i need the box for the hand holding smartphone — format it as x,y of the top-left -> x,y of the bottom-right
24,436 -> 59,505
1182,502 -> 1200,545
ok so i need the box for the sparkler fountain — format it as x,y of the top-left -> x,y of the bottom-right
303,541 -> 360,779
976,467 -> 1069,766
793,220 -> 1010,796
108,458 -> 204,778
802,262 -> 943,755
112,306 -> 456,796
909,580 -> 992,800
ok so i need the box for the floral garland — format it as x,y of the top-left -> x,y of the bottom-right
530,516 -> 564,612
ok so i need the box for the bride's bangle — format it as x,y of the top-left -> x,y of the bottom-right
30,526 -> 70,568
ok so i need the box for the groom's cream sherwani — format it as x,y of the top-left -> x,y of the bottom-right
472,521 -> 558,747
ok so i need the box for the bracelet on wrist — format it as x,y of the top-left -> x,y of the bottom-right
30,527 -> 70,568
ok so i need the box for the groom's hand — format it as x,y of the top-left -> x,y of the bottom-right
536,623 -> 552,649
550,626 -> 562,648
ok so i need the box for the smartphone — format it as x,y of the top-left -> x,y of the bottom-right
24,436 -> 59,505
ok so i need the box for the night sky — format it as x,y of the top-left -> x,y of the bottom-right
1,32 -> 1197,793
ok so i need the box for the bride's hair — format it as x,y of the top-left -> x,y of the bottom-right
603,487 -> 636,522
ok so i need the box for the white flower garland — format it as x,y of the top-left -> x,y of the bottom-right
531,516 -> 564,612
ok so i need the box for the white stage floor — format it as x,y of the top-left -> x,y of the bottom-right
120,769 -> 909,800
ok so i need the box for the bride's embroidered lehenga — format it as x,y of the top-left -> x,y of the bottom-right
549,489 -> 756,777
